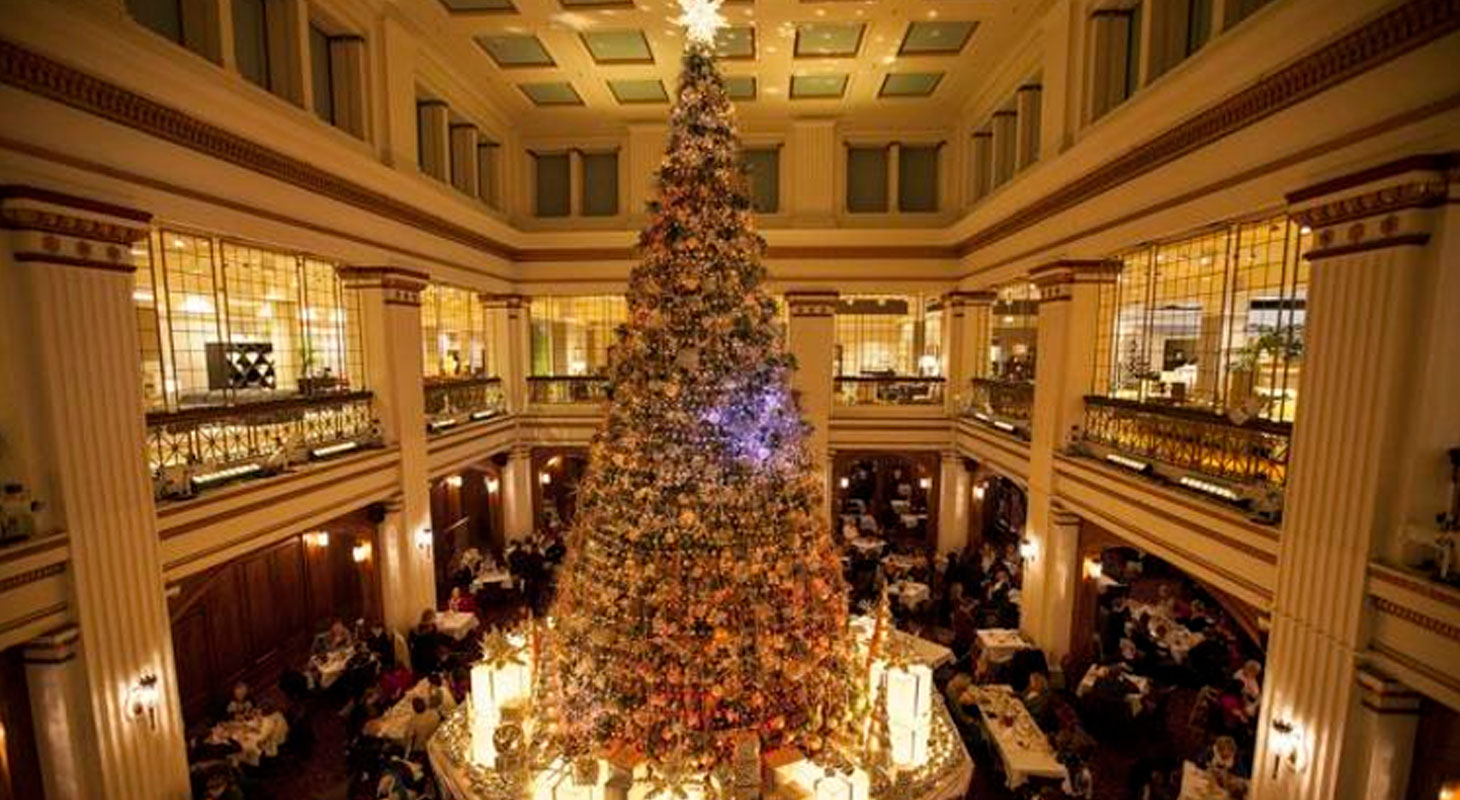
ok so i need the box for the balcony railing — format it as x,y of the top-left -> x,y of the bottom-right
1078,396 -> 1291,514
146,391 -> 380,501
527,376 -> 611,405
966,378 -> 1034,422
424,376 -> 505,433
834,376 -> 946,406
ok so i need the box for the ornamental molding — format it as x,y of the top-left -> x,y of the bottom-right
1373,595 -> 1460,643
945,290 -> 997,307
0,562 -> 65,595
1289,174 -> 1449,230
956,0 -> 1460,256
338,265 -> 428,303
0,205 -> 149,245
1030,259 -> 1120,301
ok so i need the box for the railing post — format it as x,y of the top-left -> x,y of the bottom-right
337,265 -> 435,634
1021,259 -> 1120,663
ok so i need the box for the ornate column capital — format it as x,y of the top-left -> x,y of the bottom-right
1049,503 -> 1082,529
1286,153 -> 1456,260
337,265 -> 429,306
1,185 -> 151,274
1029,259 -> 1121,303
945,290 -> 997,311
479,292 -> 526,311
1355,667 -> 1422,714
784,290 -> 839,318
23,625 -> 81,664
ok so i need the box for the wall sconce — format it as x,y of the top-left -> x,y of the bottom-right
1083,557 -> 1103,581
918,477 -> 932,490
415,528 -> 433,555
1269,718 -> 1307,777
127,674 -> 160,730
445,475 -> 463,489
352,542 -> 372,563
485,476 -> 500,494
303,531 -> 330,549
1438,780 -> 1459,800
1019,537 -> 1038,562
973,483 -> 986,501
839,476 -> 850,490
539,472 -> 552,486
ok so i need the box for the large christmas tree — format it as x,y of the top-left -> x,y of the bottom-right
534,6 -> 857,767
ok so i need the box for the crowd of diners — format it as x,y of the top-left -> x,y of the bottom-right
184,533 -> 568,800
185,516 -> 1262,800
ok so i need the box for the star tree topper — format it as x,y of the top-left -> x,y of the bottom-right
676,0 -> 726,45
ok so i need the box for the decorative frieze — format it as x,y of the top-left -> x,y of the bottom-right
1029,259 -> 1120,303
1287,154 -> 1455,260
337,265 -> 429,306
784,291 -> 839,318
1,186 -> 151,273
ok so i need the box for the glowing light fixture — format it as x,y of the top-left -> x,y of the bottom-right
676,0 -> 726,45
1269,718 -> 1308,777
429,418 -> 460,433
303,531 -> 330,549
1083,557 -> 1103,581
918,477 -> 932,490
839,476 -> 850,489
485,477 -> 501,494
127,674 -> 160,729
1179,475 -> 1240,502
190,462 -> 261,489
540,472 -> 552,486
992,420 -> 1017,433
973,483 -> 986,501
352,542 -> 373,563
1105,453 -> 1150,473
1019,537 -> 1038,562
445,475 -> 464,489
471,409 -> 498,421
311,441 -> 359,459
416,528 -> 434,554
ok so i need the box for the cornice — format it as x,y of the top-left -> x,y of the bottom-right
954,0 -> 1460,257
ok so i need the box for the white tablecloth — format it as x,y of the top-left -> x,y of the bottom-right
1076,664 -> 1151,715
311,648 -> 352,689
366,679 -> 432,743
973,685 -> 1067,789
470,568 -> 513,593
848,536 -> 886,555
1179,760 -> 1240,799
977,628 -> 1034,663
209,712 -> 288,767
889,580 -> 931,610
436,610 -> 480,641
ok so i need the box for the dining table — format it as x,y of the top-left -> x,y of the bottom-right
1076,664 -> 1152,715
1178,759 -> 1243,799
435,610 -> 480,641
208,712 -> 289,767
976,628 -> 1035,664
310,647 -> 353,689
365,678 -> 432,743
970,685 -> 1068,790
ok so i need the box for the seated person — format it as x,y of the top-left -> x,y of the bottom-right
327,618 -> 354,651
403,696 -> 442,756
426,672 -> 457,713
1235,659 -> 1263,716
409,609 -> 441,675
1199,734 -> 1247,778
1022,672 -> 1055,729
447,586 -> 476,614
226,682 -> 255,719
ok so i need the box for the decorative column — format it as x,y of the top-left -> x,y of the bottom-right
502,444 -> 536,541
1022,260 -> 1119,657
788,120 -> 838,226
944,291 -> 995,414
0,187 -> 190,799
1040,505 -> 1083,670
481,294 -> 528,415
478,141 -> 501,209
327,36 -> 368,139
969,131 -> 993,205
338,266 -> 434,634
1335,669 -> 1421,800
24,627 -> 100,800
417,101 -> 450,182
887,142 -> 902,212
1015,84 -> 1042,171
1252,157 -> 1451,800
449,123 -> 480,197
784,291 -> 838,475
989,111 -> 1017,189
936,452 -> 971,554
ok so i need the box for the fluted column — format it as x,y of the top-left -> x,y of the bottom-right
1336,668 -> 1421,800
1040,505 -> 1083,667
945,291 -> 995,413
0,187 -> 190,799
786,291 -> 839,517
24,627 -> 100,800
1021,260 -> 1119,656
1252,157 -> 1451,800
337,266 -> 434,633
936,452 -> 971,553
481,293 -> 527,415
502,443 -> 536,541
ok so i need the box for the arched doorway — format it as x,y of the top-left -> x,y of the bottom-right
532,448 -> 590,536
831,451 -> 940,549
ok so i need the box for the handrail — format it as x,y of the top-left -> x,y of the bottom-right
145,390 -> 374,427
834,375 -> 946,406
527,375 -> 611,404
965,377 -> 1034,424
424,375 -> 505,425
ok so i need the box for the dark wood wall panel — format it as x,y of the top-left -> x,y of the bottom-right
168,510 -> 380,726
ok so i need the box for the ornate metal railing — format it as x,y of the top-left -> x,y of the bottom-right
834,376 -> 946,407
527,376 -> 611,405
966,378 -> 1034,423
424,376 -> 505,431
145,391 -> 378,501
1081,396 -> 1291,489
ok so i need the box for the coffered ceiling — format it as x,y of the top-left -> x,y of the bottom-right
407,0 -> 1050,133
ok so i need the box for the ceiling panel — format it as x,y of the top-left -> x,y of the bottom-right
582,30 -> 654,64
790,74 -> 849,99
476,34 -> 555,67
724,75 -> 756,100
608,78 -> 669,103
519,81 -> 584,105
437,0 -> 515,11
794,22 -> 866,58
880,72 -> 944,98
714,26 -> 756,60
899,20 -> 978,55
